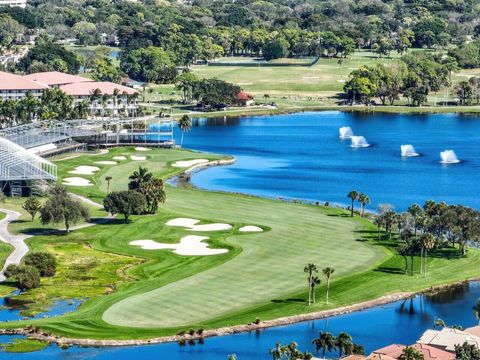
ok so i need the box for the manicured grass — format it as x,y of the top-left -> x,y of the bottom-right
0,147 -> 479,340
1,339 -> 48,353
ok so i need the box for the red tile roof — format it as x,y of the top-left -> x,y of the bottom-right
371,343 -> 454,360
59,82 -> 138,96
0,71 -> 49,91
24,71 -> 94,86
236,91 -> 253,100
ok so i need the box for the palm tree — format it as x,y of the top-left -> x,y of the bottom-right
112,88 -> 120,116
75,99 -> 90,119
128,166 -> 153,190
312,331 -> 336,358
89,88 -> 102,117
347,190 -> 359,216
473,299 -> 480,325
420,233 -> 436,277
105,176 -> 112,194
304,263 -> 318,306
358,193 -> 370,217
310,276 -> 321,304
336,332 -> 353,357
400,346 -> 424,360
269,343 -> 284,360
178,114 -> 192,147
227,355 -> 237,360
433,317 -> 446,329
323,267 -> 335,304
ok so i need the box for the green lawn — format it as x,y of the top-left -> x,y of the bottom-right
0,146 -> 479,340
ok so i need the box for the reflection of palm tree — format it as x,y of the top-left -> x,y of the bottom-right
473,299 -> 480,325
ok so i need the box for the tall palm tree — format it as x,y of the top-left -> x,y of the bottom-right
310,276 -> 321,304
128,166 -> 153,190
75,99 -> 90,119
421,233 -> 436,277
178,114 -> 192,147
112,88 -> 120,116
358,193 -> 370,217
105,176 -> 112,194
89,88 -> 102,117
269,343 -> 284,360
400,346 -> 424,360
473,299 -> 480,325
304,263 -> 318,306
323,267 -> 335,304
227,355 -> 237,360
347,190 -> 359,216
312,331 -> 336,359
336,332 -> 353,357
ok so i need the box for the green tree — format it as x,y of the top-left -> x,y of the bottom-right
139,177 -> 166,214
40,185 -> 89,232
347,190 -> 359,217
0,14 -> 24,49
22,197 -> 41,221
103,190 -> 147,222
455,341 -> 480,360
178,114 -> 192,147
120,46 -> 177,83
24,252 -> 56,277
175,72 -> 199,104
192,78 -> 241,107
312,331 -> 336,358
473,299 -> 480,325
128,166 -> 153,190
399,346 -> 424,360
262,39 -> 289,61
323,267 -> 335,304
304,263 -> 318,306
92,57 -> 121,83
4,265 -> 41,290
336,332 -> 353,357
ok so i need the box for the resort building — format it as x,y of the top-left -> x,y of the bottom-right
418,327 -> 480,352
23,71 -> 94,87
0,0 -> 27,7
59,81 -> 138,117
236,91 -> 254,106
0,71 -> 48,101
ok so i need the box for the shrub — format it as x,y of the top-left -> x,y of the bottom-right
24,252 -> 57,277
5,265 -> 41,290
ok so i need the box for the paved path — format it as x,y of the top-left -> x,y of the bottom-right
0,195 -> 111,281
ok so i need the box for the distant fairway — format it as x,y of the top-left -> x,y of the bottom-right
102,186 -> 381,328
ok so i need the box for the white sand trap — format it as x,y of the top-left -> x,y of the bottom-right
62,177 -> 93,186
135,147 -> 150,151
167,217 -> 232,232
239,226 -> 263,232
237,82 -> 253,85
130,236 -> 228,256
172,159 -> 209,168
94,161 -> 117,165
131,155 -> 146,161
68,166 -> 100,175
113,156 -> 127,161
303,76 -> 320,79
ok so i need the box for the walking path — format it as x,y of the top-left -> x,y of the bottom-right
0,195 -> 111,281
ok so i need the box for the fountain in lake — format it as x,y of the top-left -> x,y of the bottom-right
339,126 -> 353,139
401,145 -> 420,157
350,136 -> 370,148
440,150 -> 460,164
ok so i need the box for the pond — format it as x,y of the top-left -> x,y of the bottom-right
175,111 -> 480,211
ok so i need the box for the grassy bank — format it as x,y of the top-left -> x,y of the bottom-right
0,147 -> 478,340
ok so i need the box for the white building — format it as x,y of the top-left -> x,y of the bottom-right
0,71 -> 48,101
0,0 -> 27,8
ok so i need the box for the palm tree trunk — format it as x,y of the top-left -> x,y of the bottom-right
326,278 -> 330,304
350,200 -> 354,217
424,249 -> 427,278
420,248 -> 423,275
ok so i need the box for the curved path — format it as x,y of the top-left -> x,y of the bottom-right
0,194 -> 111,281
0,209 -> 31,281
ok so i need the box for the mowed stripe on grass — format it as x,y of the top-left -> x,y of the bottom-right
102,187 -> 383,328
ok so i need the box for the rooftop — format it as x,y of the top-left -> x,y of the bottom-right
0,71 -> 48,91
418,327 -> 480,352
23,71 -> 94,86
59,81 -> 138,96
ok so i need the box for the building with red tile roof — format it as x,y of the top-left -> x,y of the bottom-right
0,71 -> 48,101
236,91 -> 254,106
59,81 -> 137,97
24,71 -> 94,87
369,342 -> 455,360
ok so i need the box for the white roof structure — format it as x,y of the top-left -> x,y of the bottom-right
418,327 -> 480,352
0,137 -> 56,181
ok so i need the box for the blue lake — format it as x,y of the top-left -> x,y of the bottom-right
2,111 -> 480,358
177,111 -> 480,211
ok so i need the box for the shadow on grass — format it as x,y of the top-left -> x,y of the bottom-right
271,298 -> 304,304
327,214 -> 351,218
374,266 -> 405,275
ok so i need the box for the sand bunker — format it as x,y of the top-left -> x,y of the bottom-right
135,147 -> 150,151
68,166 -> 99,175
113,156 -> 127,161
239,226 -> 263,232
167,218 -> 232,231
94,161 -> 117,165
62,177 -> 93,186
172,159 -> 209,168
131,155 -> 146,161
130,236 -> 228,256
